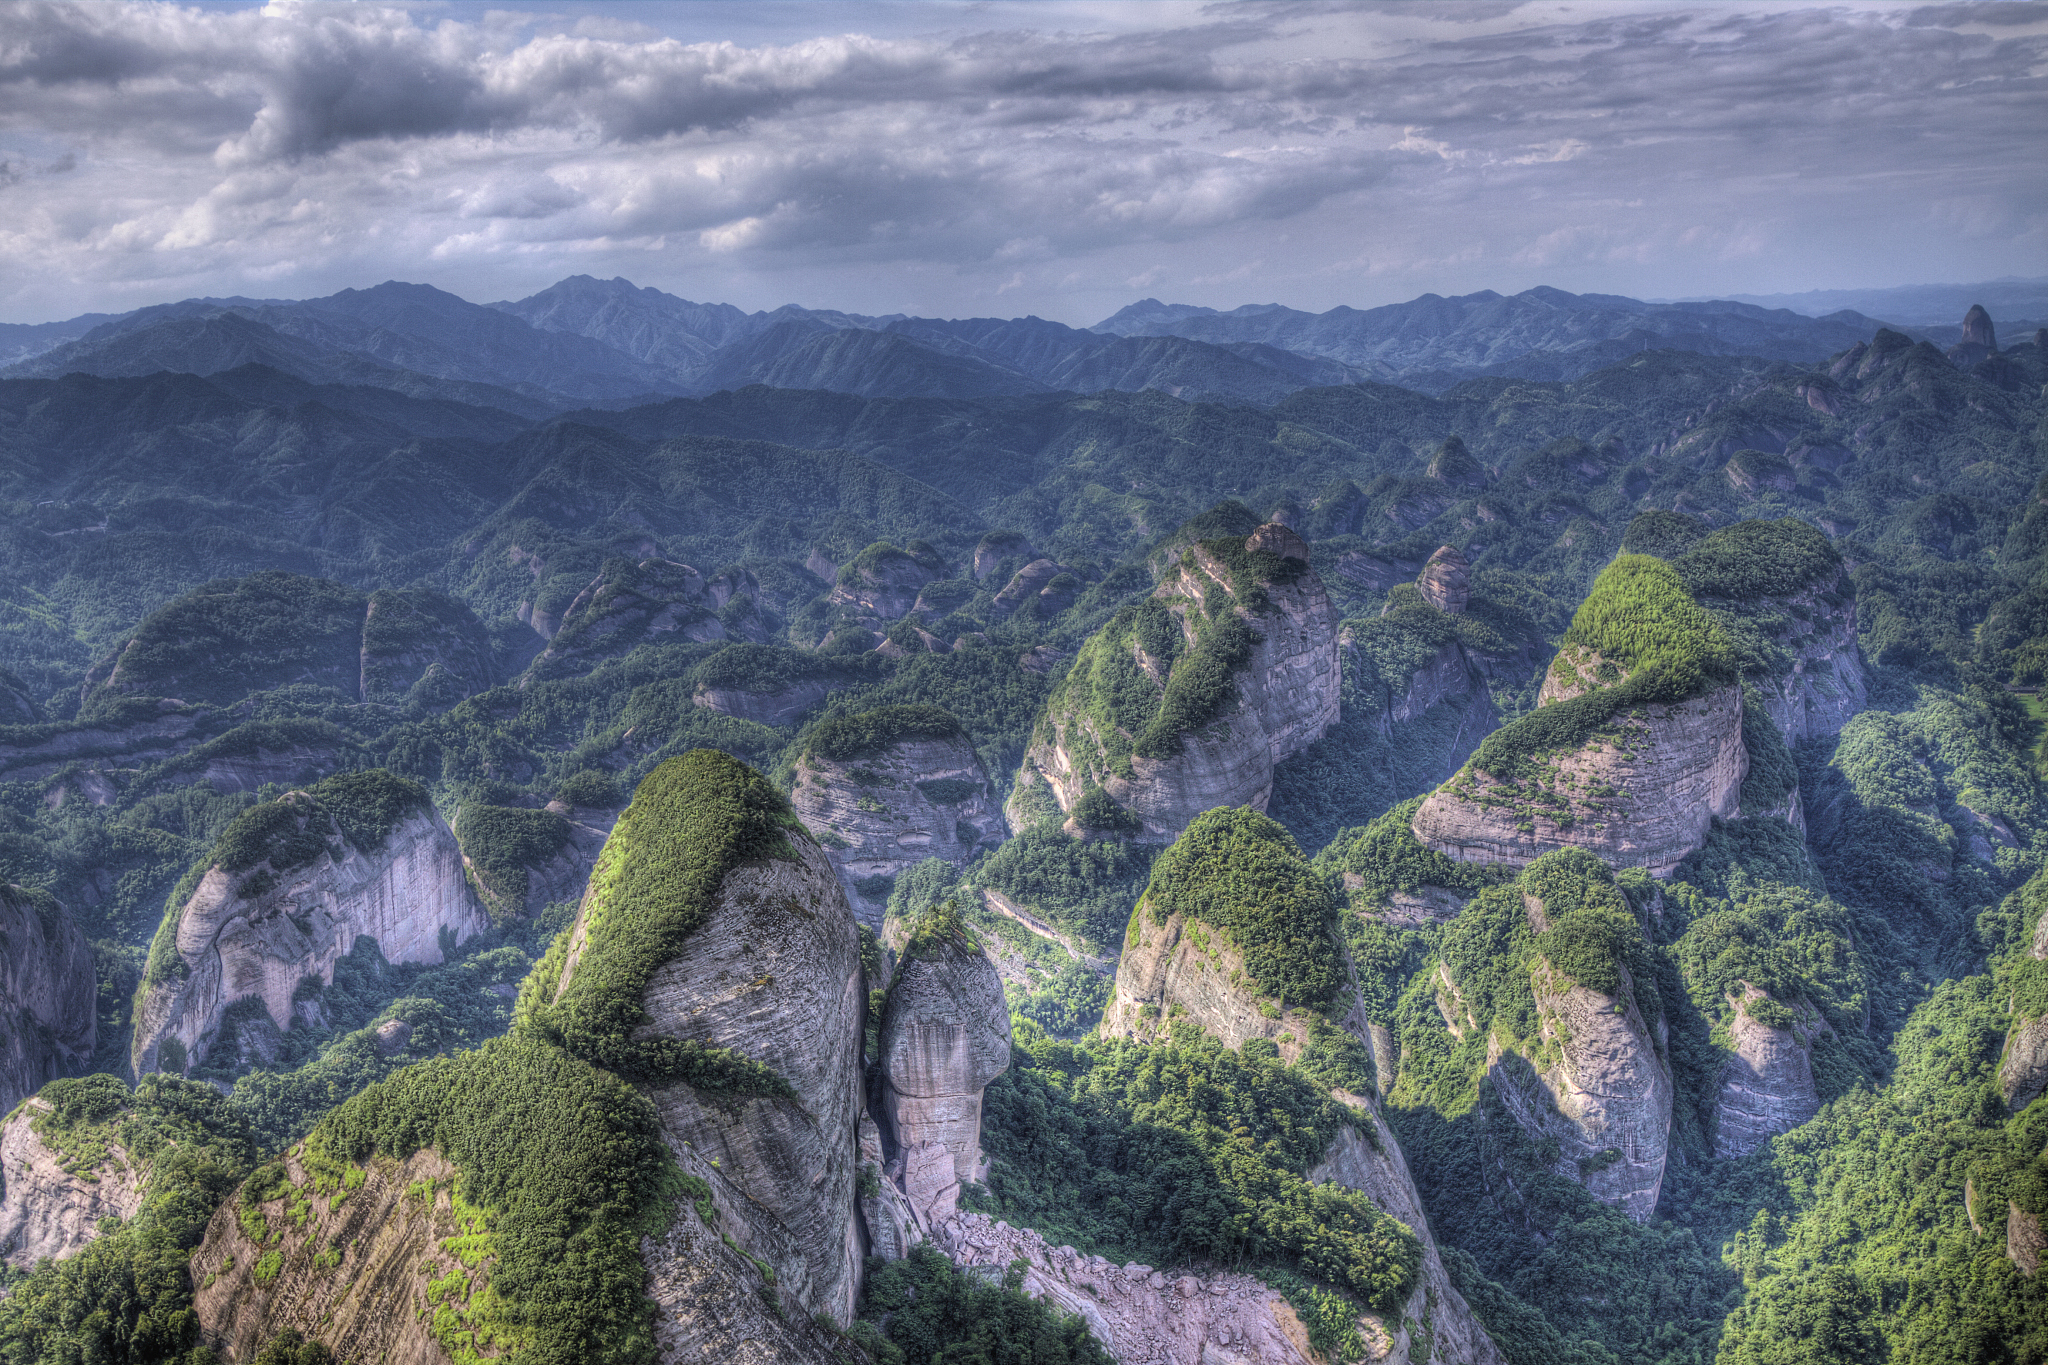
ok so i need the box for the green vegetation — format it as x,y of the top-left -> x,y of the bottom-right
522,750 -> 801,1095
453,803 -> 572,917
1314,797 -> 1512,909
800,703 -> 965,762
970,818 -> 1155,952
854,1246 -> 1112,1365
1143,807 -> 1343,1011
1670,518 -> 1840,604
974,1022 -> 1422,1321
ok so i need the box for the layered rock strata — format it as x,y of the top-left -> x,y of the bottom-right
1999,895 -> 2048,1113
877,927 -> 1011,1227
559,827 -> 868,1325
1015,521 -> 1338,841
1485,957 -> 1674,1222
1713,986 -> 1825,1157
1416,545 -> 1472,613
792,734 -> 1004,928
0,1098 -> 145,1268
131,802 -> 487,1077
1100,904 -> 1319,1065
0,885 -> 96,1115
1412,660 -> 1746,875
1737,568 -> 1868,744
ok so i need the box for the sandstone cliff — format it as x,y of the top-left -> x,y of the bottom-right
531,557 -> 767,672
0,1096 -> 145,1268
877,904 -> 1011,1227
0,884 -> 95,1115
790,708 -> 1004,928
1100,903 -> 1323,1065
1713,986 -> 1825,1156
131,775 -> 488,1078
1413,555 -> 1747,875
548,751 -> 868,1326
1485,955 -> 1674,1223
1014,520 -> 1338,841
1732,566 -> 1868,744
1999,890 -> 2048,1113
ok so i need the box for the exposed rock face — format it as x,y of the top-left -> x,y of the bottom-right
1486,958 -> 1673,1222
535,558 -> 764,670
357,587 -> 494,707
877,929 -> 1011,1226
1413,673 -> 1746,875
131,803 -> 488,1077
0,702 -> 206,787
195,1148 -> 462,1365
1309,1113 -> 1506,1365
2011,1202 -> 2044,1277
791,735 -> 1004,929
1018,522 -> 1339,842
1416,545 -> 1472,613
1740,569 -> 1868,744
694,679 -> 831,726
1998,896 -> 2048,1112
0,885 -> 95,1115
0,1099 -> 146,1268
974,531 -> 1035,581
1948,305 -> 1999,370
1101,905 -> 1318,1065
830,547 -> 940,621
641,1189 -> 852,1364
1713,987 -> 1824,1157
989,559 -> 1071,621
575,831 -> 866,1325
857,1115 -> 923,1261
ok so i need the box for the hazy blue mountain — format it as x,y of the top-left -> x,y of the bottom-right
1708,277 -> 2048,326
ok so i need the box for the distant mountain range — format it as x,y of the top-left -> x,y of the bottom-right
0,274 -> 2025,411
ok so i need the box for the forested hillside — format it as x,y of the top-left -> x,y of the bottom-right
0,296 -> 2043,1365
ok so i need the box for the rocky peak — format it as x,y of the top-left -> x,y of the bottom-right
831,541 -> 946,620
1962,303 -> 1997,349
1014,515 -> 1339,842
789,706 -> 1003,928
1416,544 -> 1472,613
129,771 -> 487,1078
972,530 -> 1035,581
1998,881 -> 2048,1112
876,900 -> 1011,1228
0,884 -> 95,1116
1426,434 -> 1489,489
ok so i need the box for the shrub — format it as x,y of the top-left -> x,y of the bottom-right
803,704 -> 965,761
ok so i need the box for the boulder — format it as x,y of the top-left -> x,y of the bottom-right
0,885 -> 95,1115
878,908 -> 1011,1225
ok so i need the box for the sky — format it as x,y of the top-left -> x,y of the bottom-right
0,0 -> 2043,327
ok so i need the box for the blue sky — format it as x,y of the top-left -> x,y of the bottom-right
1,0 -> 2043,325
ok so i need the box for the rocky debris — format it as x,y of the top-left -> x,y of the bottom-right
1415,545 -> 1472,613
877,922 -> 1010,1227
791,733 -> 1004,930
578,829 -> 867,1324
131,801 -> 487,1077
694,678 -> 832,726
1714,986 -> 1824,1157
989,559 -> 1071,621
0,1098 -> 146,1268
194,1148 -> 476,1365
1101,905 -> 1318,1064
2011,1202 -> 2044,1277
974,531 -> 1035,581
1412,674 -> 1747,875
535,559 -> 765,670
1019,521 -> 1339,842
1485,958 -> 1673,1222
0,885 -> 95,1116
1998,896 -> 2048,1112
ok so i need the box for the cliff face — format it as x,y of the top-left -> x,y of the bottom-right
791,734 -> 1004,928
0,1099 -> 145,1268
1736,570 -> 1868,745
1485,956 -> 1673,1223
1412,668 -> 1746,875
877,923 -> 1011,1226
1999,897 -> 2048,1113
0,885 -> 95,1115
1017,521 -> 1338,841
1714,986 -> 1824,1157
1100,904 -> 1320,1064
131,800 -> 487,1077
561,826 -> 867,1325
533,558 -> 766,668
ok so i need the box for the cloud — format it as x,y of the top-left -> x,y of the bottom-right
0,1 -> 2040,322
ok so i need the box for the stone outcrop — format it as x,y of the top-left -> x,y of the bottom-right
829,545 -> 942,621
1412,663 -> 1746,875
131,798 -> 488,1077
1947,304 -> 1998,370
1999,894 -> 2048,1112
1016,521 -> 1339,842
694,679 -> 831,726
791,731 -> 1004,928
0,1098 -> 146,1268
877,921 -> 1011,1227
1713,986 -> 1825,1157
1737,568 -> 1868,744
2011,1202 -> 2044,1277
1101,904 -> 1320,1065
989,559 -> 1075,621
1485,955 -> 1673,1222
560,822 -> 867,1325
1416,545 -> 1472,613
0,702 -> 208,787
533,558 -> 765,669
357,587 -> 494,708
973,531 -> 1035,581
0,885 -> 95,1116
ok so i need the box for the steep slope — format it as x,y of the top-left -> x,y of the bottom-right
130,772 -> 487,1078
0,1090 -> 147,1268
1412,555 -> 1745,874
1998,873 -> 2048,1112
1014,516 -> 1338,841
0,885 -> 95,1116
789,706 -> 1004,927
